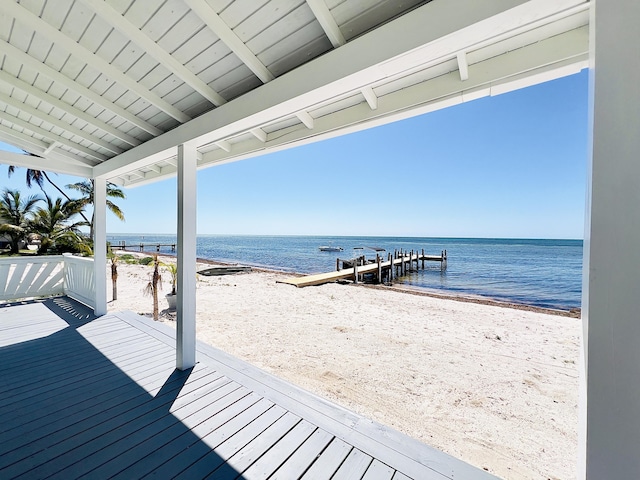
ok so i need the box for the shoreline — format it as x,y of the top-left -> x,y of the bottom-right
121,248 -> 581,318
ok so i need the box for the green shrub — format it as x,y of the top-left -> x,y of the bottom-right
138,256 -> 154,265
118,254 -> 137,264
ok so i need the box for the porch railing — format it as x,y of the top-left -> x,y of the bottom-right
0,254 -> 95,309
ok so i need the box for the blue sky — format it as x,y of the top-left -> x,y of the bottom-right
0,70 -> 588,239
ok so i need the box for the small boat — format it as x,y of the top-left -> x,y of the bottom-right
318,246 -> 343,252
197,265 -> 252,276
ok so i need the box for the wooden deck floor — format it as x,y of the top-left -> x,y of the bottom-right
0,297 -> 497,480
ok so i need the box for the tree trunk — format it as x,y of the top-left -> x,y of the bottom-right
152,261 -> 159,320
111,262 -> 118,301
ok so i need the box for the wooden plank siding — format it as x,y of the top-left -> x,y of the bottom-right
0,296 -> 497,480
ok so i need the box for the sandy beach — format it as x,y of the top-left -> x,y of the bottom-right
108,254 -> 580,480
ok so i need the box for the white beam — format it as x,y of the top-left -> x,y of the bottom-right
0,39 -> 162,136
361,86 -> 378,110
0,91 -> 124,154
296,111 -> 314,129
43,142 -> 60,155
80,0 -> 226,107
0,150 -> 93,177
176,143 -> 197,370
215,140 -> 231,152
457,51 -> 469,81
93,177 -> 107,315
306,0 -> 346,48
583,0 -> 640,477
184,0 -> 275,83
95,0 -> 581,180
250,127 -> 267,143
0,69 -> 141,147
4,2 -> 190,123
0,109 -> 108,161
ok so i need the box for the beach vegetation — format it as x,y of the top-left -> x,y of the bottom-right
29,195 -> 90,255
0,189 -> 42,254
117,253 -> 137,264
108,247 -> 118,301
163,262 -> 178,296
139,256 -> 154,265
66,180 -> 125,239
143,255 -> 162,320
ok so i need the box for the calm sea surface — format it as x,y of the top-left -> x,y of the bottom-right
109,235 -> 583,311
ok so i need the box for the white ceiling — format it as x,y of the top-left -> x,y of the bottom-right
0,0 -> 589,187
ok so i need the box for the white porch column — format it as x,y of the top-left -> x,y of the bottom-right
93,177 -> 107,315
583,1 -> 640,477
176,143 -> 197,370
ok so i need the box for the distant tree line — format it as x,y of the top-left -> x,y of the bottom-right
0,167 -> 125,255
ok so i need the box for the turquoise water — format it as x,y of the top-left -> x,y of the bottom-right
109,235 -> 583,311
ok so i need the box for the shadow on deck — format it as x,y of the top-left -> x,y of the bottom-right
0,297 -> 497,479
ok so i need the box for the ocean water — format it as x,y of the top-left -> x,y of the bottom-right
109,234 -> 583,311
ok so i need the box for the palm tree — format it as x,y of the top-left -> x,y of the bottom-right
0,189 -> 42,254
29,195 -> 90,255
7,165 -> 92,226
143,255 -> 162,321
66,180 -> 125,239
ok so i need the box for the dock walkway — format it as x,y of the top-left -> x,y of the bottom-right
279,251 -> 447,288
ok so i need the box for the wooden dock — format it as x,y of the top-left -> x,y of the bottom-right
113,241 -> 176,253
278,249 -> 447,288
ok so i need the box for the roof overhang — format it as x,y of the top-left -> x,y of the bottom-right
0,0 -> 589,187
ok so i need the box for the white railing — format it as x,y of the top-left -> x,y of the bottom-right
62,253 -> 95,309
0,254 -> 95,309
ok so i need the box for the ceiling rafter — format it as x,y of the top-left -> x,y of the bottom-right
457,52 -> 469,81
0,91 -> 124,155
43,141 -> 60,155
0,127 -> 97,169
4,1 -> 191,123
80,0 -> 226,107
1,109 -> 108,161
183,0 -> 275,83
296,111 -> 314,129
250,127 -> 267,142
0,70 -> 141,147
0,150 -> 93,177
361,86 -> 378,110
305,0 -> 345,48
0,39 -> 162,136
215,140 -> 231,152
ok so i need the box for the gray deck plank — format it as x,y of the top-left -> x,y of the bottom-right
1,373 -> 232,479
110,393 -> 267,480
392,472 -> 413,480
0,341 -> 169,408
269,427 -> 335,480
166,404 -> 289,480
0,348 -> 176,434
363,459 -> 396,480
44,381 -> 245,480
84,388 -> 259,479
0,365 -> 215,469
203,411 -> 302,479
240,420 -> 317,479
332,448 -> 374,479
115,395 -> 273,479
301,437 -> 353,480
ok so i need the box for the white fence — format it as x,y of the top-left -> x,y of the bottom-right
0,254 -> 95,309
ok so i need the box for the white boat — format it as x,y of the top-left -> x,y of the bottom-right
318,246 -> 343,252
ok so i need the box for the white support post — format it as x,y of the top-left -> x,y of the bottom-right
93,177 -> 107,315
582,1 -> 640,477
176,143 -> 197,370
